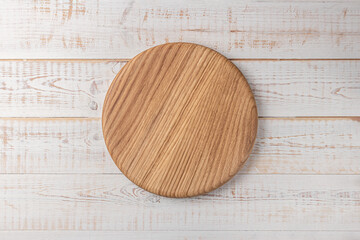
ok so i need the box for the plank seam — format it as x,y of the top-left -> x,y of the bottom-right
0,173 -> 359,176
0,58 -> 360,62
0,230 -> 360,232
0,117 -> 358,120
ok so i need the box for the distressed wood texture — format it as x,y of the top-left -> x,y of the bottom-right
2,231 -> 360,240
1,0 -> 360,59
0,174 -> 359,230
1,0 -> 360,237
0,118 -> 359,174
0,60 -> 359,117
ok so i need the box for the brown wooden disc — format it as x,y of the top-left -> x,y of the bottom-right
102,43 -> 258,198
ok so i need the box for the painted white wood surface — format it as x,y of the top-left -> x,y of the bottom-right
0,0 -> 360,59
1,174 -> 359,230
0,60 -> 359,117
1,0 -> 359,238
3,231 -> 360,240
0,118 -> 359,174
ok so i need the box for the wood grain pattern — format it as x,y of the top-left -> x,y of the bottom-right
0,60 -> 358,118
102,43 -> 258,197
1,118 -> 358,174
0,174 -> 359,230
1,0 -> 360,59
1,0 -> 359,237
3,231 -> 360,240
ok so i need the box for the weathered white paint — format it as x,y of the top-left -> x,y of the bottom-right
0,60 -> 359,117
0,118 -> 359,174
0,0 -> 359,59
1,231 -> 360,240
1,174 -> 360,231
1,0 -> 359,237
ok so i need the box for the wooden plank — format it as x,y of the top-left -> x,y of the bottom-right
1,231 -> 360,240
0,174 -> 359,230
0,118 -> 359,174
0,60 -> 359,117
1,0 -> 360,59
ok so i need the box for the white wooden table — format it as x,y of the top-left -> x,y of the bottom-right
1,0 -> 359,239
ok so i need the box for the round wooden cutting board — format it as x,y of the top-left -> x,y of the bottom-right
102,43 -> 258,198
